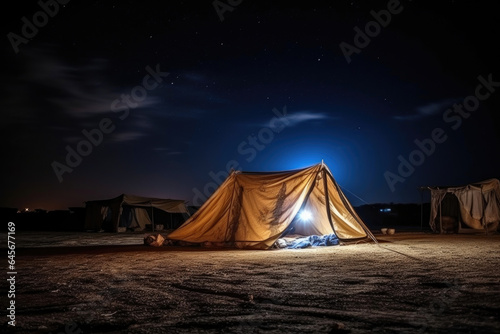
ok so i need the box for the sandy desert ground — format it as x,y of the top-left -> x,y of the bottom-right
1,231 -> 500,333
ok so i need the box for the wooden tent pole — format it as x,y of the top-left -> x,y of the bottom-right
439,191 -> 442,234
322,166 -> 335,232
151,201 -> 155,232
419,188 -> 423,231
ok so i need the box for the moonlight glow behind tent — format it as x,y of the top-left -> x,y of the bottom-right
259,141 -> 348,181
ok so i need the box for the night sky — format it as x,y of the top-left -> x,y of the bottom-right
2,1 -> 500,211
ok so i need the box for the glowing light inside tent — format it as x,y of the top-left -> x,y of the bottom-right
299,210 -> 312,222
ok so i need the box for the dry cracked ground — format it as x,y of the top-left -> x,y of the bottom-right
1,232 -> 500,333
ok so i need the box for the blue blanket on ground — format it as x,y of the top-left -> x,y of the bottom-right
287,233 -> 339,249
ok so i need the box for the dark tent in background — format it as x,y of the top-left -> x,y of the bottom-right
423,179 -> 500,233
84,194 -> 189,232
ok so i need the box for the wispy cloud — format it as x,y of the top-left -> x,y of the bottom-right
63,125 -> 148,144
20,46 -> 161,119
394,98 -> 461,121
264,110 -> 334,127
284,111 -> 332,125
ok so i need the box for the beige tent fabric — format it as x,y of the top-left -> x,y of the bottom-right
427,179 -> 500,232
120,194 -> 188,213
130,208 -> 151,230
455,186 -> 484,229
168,163 -> 376,249
429,190 -> 448,232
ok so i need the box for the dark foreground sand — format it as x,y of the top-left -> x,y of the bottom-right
1,232 -> 500,333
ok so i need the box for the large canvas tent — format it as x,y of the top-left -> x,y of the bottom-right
168,163 -> 376,249
84,194 -> 189,232
424,179 -> 500,233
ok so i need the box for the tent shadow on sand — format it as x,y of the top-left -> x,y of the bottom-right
167,162 -> 377,249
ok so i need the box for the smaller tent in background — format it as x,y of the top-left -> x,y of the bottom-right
84,194 -> 189,232
423,179 -> 500,233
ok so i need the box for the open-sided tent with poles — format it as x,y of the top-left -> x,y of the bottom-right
422,179 -> 500,233
84,194 -> 189,232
